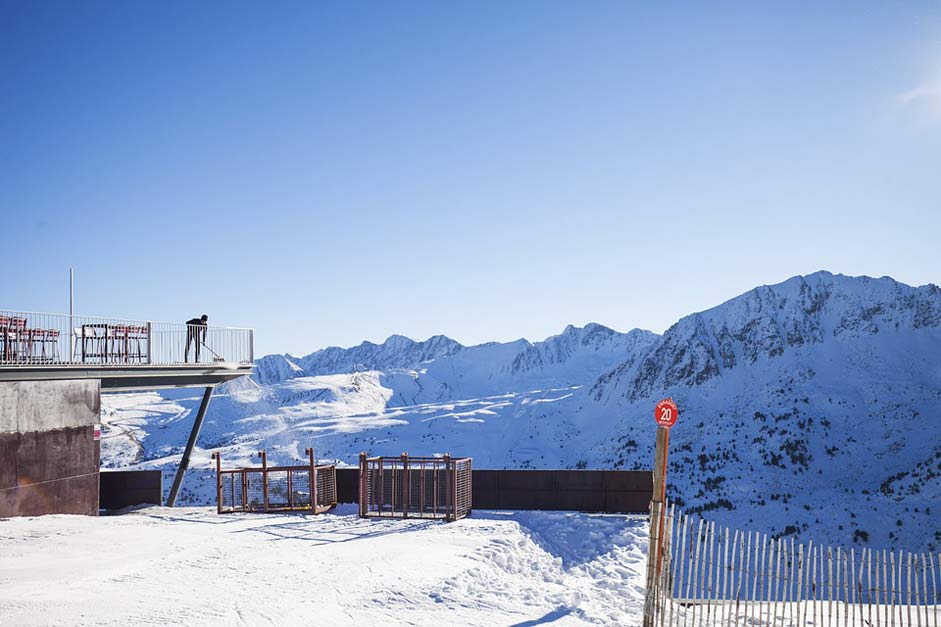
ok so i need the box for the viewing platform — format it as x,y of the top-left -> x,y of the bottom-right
0,309 -> 253,390
1,308 -> 255,515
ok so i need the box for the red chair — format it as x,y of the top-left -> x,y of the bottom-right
39,328 -> 60,362
111,325 -> 129,362
6,317 -> 27,362
127,325 -> 148,362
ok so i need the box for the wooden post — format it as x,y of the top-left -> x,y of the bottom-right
644,425 -> 670,627
797,542 -> 805,627
925,553 -> 938,627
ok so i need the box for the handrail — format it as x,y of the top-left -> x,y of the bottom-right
1,308 -> 254,367
0,308 -> 254,331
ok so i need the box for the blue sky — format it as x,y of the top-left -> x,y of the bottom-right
2,1 -> 940,356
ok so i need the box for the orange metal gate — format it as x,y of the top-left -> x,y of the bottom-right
213,448 -> 337,514
358,453 -> 472,521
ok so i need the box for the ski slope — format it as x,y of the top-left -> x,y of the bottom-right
0,506 -> 648,627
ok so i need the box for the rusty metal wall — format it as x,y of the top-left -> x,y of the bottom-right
0,380 -> 101,518
99,470 -> 162,510
335,468 -> 651,513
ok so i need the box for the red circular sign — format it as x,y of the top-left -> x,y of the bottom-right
654,398 -> 679,428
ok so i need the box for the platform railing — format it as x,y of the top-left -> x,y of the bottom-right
0,309 -> 253,366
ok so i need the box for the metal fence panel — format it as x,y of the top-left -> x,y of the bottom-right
358,453 -> 472,522
212,450 -> 336,515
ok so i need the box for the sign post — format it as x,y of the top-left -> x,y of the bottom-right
644,397 -> 679,627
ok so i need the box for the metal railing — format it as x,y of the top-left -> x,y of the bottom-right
213,449 -> 337,514
358,452 -> 472,522
0,309 -> 253,366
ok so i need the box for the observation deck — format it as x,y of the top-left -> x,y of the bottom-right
0,309 -> 253,391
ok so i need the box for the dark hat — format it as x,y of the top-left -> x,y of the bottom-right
201,314 -> 208,321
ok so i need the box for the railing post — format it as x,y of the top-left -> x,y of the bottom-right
466,458 -> 473,517
146,321 -> 152,364
444,453 -> 453,522
249,329 -> 254,363
307,447 -> 317,513
212,451 -> 222,514
401,452 -> 409,519
287,464 -> 294,510
358,452 -> 367,518
258,450 -> 268,513
241,469 -> 247,512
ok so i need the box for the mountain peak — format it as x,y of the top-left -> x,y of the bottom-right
591,272 -> 941,404
383,334 -> 417,346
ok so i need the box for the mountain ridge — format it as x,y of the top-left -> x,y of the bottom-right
102,271 -> 941,550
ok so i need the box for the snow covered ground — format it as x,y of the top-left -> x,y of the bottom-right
0,506 -> 648,626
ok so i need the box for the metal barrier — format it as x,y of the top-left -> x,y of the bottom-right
212,449 -> 337,514
0,309 -> 253,366
645,500 -> 941,626
358,452 -> 472,522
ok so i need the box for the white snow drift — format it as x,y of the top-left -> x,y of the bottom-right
0,506 -> 648,627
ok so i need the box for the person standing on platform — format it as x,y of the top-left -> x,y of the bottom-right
184,314 -> 208,363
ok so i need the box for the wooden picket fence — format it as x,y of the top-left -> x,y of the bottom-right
645,501 -> 941,626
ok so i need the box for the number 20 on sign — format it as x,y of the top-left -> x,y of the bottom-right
654,398 -> 679,428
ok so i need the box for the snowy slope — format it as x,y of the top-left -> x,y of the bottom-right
567,272 -> 941,551
101,272 -> 941,551
0,506 -> 649,626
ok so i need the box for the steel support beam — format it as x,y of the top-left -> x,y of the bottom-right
167,386 -> 214,506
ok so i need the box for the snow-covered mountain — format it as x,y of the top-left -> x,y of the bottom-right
101,272 -> 941,551
567,272 -> 941,550
253,323 -> 656,394
253,334 -> 464,385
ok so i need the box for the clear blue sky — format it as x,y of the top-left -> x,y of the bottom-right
2,1 -> 940,356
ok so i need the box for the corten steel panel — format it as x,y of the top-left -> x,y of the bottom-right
554,471 -> 605,491
601,470 -> 653,492
3,425 -> 99,518
604,492 -> 651,513
0,433 -> 18,488
471,469 -> 498,493
6,469 -> 99,516
336,468 -> 359,503
337,468 -> 651,513
99,470 -> 162,510
15,426 -> 94,487
125,470 -> 162,490
493,470 -> 556,491
0,482 -> 17,515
